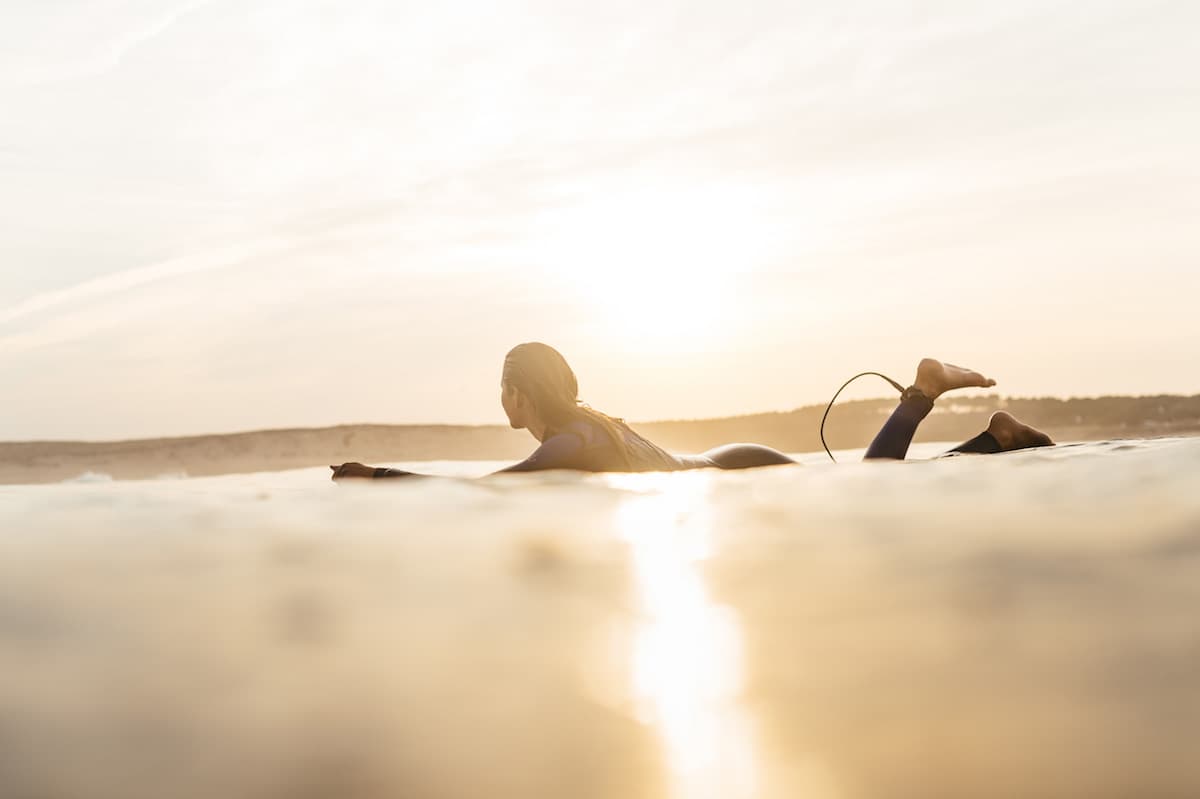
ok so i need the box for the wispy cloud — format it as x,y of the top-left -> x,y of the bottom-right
0,0 -> 213,87
0,236 -> 290,332
1,0 -> 1197,439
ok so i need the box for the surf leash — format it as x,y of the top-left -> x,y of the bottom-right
820,372 -> 906,463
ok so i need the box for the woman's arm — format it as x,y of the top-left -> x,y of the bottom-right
331,432 -> 587,482
330,462 -> 424,481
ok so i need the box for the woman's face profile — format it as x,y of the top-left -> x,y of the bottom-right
500,381 -> 525,429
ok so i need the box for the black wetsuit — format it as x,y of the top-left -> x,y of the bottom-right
491,418 -> 795,474
864,391 -> 1002,459
373,390 -> 1005,477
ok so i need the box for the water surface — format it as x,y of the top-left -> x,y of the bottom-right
2,438 -> 1199,798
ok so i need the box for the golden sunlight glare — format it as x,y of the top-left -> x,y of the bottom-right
609,474 -> 759,799
532,182 -> 778,351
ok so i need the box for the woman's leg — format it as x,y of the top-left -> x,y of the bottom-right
944,411 -> 1054,455
864,358 -> 997,461
701,443 -> 797,470
863,391 -> 935,459
945,430 -> 1002,455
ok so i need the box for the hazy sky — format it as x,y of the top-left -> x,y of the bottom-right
1,0 -> 1197,440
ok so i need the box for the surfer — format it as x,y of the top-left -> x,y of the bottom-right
330,342 -> 1053,480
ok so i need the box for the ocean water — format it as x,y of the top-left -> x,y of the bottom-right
2,438 -> 1199,799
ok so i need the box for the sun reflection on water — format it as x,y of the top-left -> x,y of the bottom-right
609,474 -> 759,799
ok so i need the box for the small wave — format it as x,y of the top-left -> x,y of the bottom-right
63,471 -> 113,483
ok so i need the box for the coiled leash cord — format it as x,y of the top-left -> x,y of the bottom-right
819,372 -> 906,463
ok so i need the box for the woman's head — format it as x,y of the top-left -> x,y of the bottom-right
499,342 -> 678,471
500,342 -> 578,430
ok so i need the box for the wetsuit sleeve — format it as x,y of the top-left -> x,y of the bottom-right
493,432 -> 587,474
372,468 -> 421,478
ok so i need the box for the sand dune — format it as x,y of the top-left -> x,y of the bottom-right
2,395 -> 1198,484
0,425 -> 531,485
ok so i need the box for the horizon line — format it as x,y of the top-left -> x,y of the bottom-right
4,391 -> 1198,447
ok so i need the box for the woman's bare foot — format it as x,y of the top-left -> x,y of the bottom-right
912,358 -> 997,400
986,411 -> 1055,451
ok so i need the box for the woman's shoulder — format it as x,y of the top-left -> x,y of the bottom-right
555,419 -> 603,448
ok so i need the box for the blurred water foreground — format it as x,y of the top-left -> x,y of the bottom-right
2,438 -> 1199,799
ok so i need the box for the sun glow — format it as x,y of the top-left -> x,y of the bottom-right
531,182 -> 779,351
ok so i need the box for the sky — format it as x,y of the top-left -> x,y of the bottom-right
1,0 -> 1197,441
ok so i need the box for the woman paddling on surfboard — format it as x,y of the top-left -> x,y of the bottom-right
330,342 -> 1054,480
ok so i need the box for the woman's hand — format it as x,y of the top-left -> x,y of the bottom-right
330,462 -> 375,481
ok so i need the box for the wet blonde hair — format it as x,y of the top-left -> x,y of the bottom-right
501,342 -> 676,471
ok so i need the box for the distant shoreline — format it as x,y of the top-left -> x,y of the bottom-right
3,394 -> 1199,485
